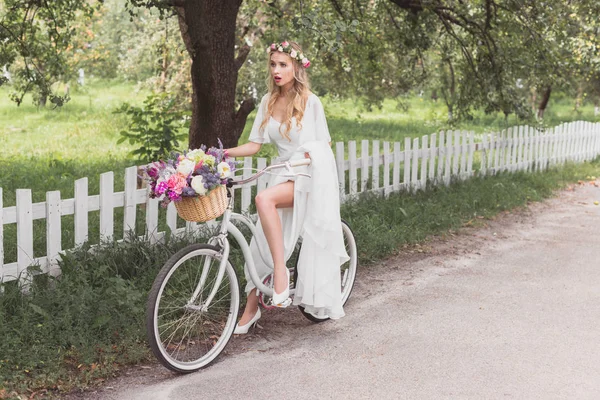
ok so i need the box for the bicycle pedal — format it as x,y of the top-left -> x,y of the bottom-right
273,298 -> 292,308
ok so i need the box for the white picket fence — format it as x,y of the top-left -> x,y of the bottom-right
1,120 -> 600,284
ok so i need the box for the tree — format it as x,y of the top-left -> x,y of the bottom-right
0,0 -> 95,106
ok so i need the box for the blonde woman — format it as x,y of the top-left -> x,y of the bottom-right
226,41 -> 348,334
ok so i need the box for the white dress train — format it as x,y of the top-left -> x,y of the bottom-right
243,93 -> 349,319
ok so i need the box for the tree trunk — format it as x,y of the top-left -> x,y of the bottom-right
182,0 -> 254,149
537,86 -> 552,119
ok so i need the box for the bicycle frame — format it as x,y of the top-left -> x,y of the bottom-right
191,159 -> 311,311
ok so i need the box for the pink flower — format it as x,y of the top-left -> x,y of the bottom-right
302,58 -> 310,68
270,43 -> 277,50
167,174 -> 188,195
281,41 -> 289,47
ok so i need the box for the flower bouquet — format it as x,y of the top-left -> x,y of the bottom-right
143,144 -> 236,222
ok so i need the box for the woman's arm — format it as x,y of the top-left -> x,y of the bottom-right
226,141 -> 262,158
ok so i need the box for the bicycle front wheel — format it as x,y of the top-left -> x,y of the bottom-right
146,244 -> 240,373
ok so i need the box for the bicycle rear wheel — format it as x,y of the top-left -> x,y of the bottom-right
146,243 -> 240,373
298,219 -> 358,322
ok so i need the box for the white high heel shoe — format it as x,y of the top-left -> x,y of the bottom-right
233,307 -> 261,335
272,267 -> 292,308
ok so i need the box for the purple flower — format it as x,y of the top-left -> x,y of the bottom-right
155,181 -> 168,195
182,187 -> 196,196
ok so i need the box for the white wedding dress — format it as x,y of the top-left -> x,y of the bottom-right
244,93 -> 349,319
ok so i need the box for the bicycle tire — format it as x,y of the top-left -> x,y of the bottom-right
298,219 -> 358,323
146,243 -> 240,373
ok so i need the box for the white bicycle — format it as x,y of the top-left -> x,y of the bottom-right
145,159 -> 358,373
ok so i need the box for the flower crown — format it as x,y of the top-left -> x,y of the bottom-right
266,41 -> 311,68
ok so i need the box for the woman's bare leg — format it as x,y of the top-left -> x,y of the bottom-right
238,288 -> 259,325
255,181 -> 294,295
237,182 -> 294,324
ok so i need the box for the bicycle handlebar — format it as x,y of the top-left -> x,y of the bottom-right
227,158 -> 312,187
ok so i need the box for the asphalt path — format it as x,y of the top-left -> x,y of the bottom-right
94,180 -> 600,400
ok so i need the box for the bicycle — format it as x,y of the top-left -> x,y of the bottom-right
145,159 -> 358,373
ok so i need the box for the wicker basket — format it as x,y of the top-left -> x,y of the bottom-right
174,185 -> 228,222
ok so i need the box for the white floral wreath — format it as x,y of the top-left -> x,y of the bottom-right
266,41 -> 311,68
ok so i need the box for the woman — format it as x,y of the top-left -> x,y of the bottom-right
225,40 -> 348,334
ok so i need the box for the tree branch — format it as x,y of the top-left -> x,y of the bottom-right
234,97 -> 256,137
234,44 -> 251,72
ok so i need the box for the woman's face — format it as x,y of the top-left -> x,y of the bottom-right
270,52 -> 295,89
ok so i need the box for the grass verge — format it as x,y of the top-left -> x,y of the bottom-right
0,157 -> 599,398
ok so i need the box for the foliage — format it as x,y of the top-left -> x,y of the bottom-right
0,0 -> 96,106
115,93 -> 189,163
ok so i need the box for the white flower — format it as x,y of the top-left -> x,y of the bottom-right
176,159 -> 195,177
290,49 -> 298,58
186,149 -> 204,163
217,162 -> 232,179
190,175 -> 208,196
277,46 -> 283,52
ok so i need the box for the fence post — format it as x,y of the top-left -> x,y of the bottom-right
361,140 -> 369,193
46,191 -> 61,277
16,189 -> 33,287
403,137 -> 412,190
241,157 -> 253,214
452,131 -> 460,177
383,141 -> 391,197
336,142 -> 346,200
349,141 -> 358,197
459,131 -> 467,179
437,131 -> 445,184
420,135 -> 428,189
99,172 -> 114,241
393,142 -> 401,192
411,137 -> 419,192
145,197 -> 159,243
123,166 -> 137,238
491,132 -> 499,174
444,131 -> 452,186
372,140 -> 380,191
429,133 -> 437,183
517,126 -> 524,171
524,127 -> 530,172
480,134 -> 488,176
74,177 -> 88,246
467,131 -> 475,178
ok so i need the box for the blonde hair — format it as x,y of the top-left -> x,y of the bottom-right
259,41 -> 311,141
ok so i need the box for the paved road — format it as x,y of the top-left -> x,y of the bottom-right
97,181 -> 600,400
